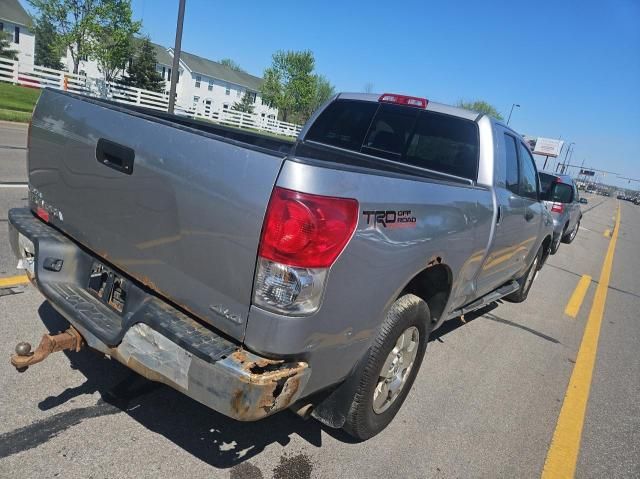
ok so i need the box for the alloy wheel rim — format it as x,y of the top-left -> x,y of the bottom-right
570,222 -> 579,240
373,326 -> 420,414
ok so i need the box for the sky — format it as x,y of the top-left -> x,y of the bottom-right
24,0 -> 640,188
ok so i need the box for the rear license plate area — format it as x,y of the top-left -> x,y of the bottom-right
88,262 -> 128,314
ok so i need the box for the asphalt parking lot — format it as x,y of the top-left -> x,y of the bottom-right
0,121 -> 638,478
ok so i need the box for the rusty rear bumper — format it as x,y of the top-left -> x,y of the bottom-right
83,322 -> 310,421
8,208 -> 310,421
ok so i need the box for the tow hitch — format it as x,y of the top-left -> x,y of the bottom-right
10,327 -> 84,372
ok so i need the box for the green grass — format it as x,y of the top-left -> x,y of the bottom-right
0,108 -> 32,123
0,82 -> 41,115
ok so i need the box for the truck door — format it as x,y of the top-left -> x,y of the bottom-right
475,132 -> 525,297
516,140 -> 545,267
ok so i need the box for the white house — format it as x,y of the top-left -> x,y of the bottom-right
62,51 -> 102,78
64,41 -> 277,118
0,0 -> 35,65
153,44 -> 277,118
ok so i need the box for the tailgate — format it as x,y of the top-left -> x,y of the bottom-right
27,90 -> 286,341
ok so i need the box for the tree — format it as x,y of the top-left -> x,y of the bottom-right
34,19 -> 64,69
219,58 -> 244,72
122,36 -> 164,92
29,0 -> 99,74
231,92 -> 255,114
92,1 -> 140,81
261,50 -> 316,123
309,74 -> 335,116
0,32 -> 18,60
28,0 -> 139,77
457,100 -> 504,120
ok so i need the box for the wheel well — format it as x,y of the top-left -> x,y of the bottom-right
400,264 -> 452,322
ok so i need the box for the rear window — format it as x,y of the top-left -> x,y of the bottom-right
305,100 -> 378,151
362,105 -> 416,158
404,111 -> 479,179
305,99 -> 479,180
540,173 -> 573,203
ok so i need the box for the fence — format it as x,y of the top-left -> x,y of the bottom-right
186,105 -> 302,137
0,58 -> 301,137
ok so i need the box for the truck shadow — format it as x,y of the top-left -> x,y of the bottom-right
429,303 -> 499,342
28,301 -> 325,469
14,299 -> 554,468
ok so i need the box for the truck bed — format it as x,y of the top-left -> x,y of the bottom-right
27,89 -> 293,341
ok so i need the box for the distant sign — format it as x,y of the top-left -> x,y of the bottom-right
529,137 -> 564,157
580,169 -> 595,177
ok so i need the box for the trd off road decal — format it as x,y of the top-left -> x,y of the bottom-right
363,210 -> 417,229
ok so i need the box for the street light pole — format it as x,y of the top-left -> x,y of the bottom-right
168,0 -> 186,114
558,142 -> 575,173
507,103 -> 520,125
563,146 -> 575,174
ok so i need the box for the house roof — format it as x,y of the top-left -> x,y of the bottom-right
0,0 -> 32,27
149,42 -> 174,67
178,50 -> 263,92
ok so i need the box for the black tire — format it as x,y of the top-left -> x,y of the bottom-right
562,219 -> 580,244
550,233 -> 562,255
342,294 -> 430,440
505,246 -> 542,303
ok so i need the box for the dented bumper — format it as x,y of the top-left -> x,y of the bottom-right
86,322 -> 309,421
8,208 -> 310,421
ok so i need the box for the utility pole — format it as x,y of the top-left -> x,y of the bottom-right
168,0 -> 186,114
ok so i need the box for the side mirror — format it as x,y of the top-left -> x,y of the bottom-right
580,198 -> 588,204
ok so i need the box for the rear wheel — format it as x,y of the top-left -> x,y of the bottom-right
505,246 -> 542,303
550,232 -> 562,255
562,219 -> 580,244
342,294 -> 429,440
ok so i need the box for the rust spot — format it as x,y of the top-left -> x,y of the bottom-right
231,350 -> 248,363
138,275 -> 157,291
231,389 -> 251,417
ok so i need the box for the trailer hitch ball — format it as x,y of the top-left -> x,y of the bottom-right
14,342 -> 33,372
10,328 -> 84,372
15,342 -> 32,356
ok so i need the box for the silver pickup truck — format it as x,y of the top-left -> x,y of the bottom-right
9,89 -> 553,439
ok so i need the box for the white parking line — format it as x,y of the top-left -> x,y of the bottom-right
0,184 -> 28,188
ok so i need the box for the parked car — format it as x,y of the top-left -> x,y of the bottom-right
539,172 -> 583,254
9,89 -> 554,439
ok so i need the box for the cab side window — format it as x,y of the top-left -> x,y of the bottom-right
504,134 -> 519,195
518,142 -> 539,201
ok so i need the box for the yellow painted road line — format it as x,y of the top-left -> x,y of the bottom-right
564,275 -> 592,319
0,275 -> 29,288
603,229 -> 610,238
541,206 -> 621,479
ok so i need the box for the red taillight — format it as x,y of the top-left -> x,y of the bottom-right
379,93 -> 428,109
259,187 -> 358,268
35,206 -> 49,222
551,202 -> 564,213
